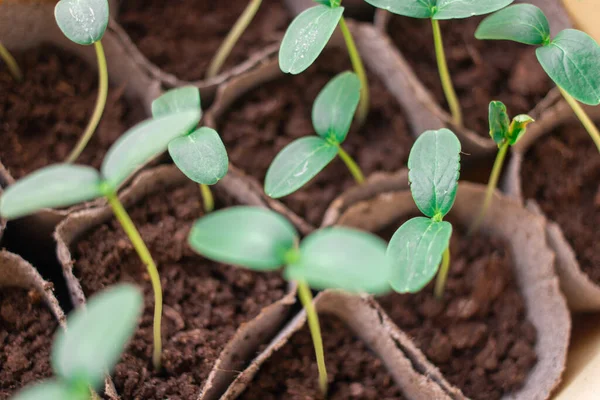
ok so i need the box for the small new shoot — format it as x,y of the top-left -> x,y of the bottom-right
0,42 -> 23,81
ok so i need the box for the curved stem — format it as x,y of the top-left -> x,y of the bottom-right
338,16 -> 370,126
199,184 -> 215,213
337,145 -> 365,184
431,19 -> 462,127
206,0 -> 262,79
559,87 -> 600,153
66,41 -> 108,163
0,42 -> 22,81
434,246 -> 451,299
469,141 -> 509,234
105,189 -> 163,370
297,281 -> 328,397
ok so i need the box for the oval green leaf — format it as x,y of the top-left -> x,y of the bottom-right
434,0 -> 514,20
54,0 -> 109,45
312,71 -> 360,144
12,381 -> 85,400
364,0 -> 435,19
188,206 -> 298,270
475,4 -> 550,45
151,86 -> 201,118
264,136 -> 338,199
387,217 -> 452,293
409,129 -> 461,219
101,110 -> 201,189
168,127 -> 229,185
53,284 -> 143,390
284,227 -> 391,295
536,29 -> 600,105
0,165 -> 103,220
279,5 -> 344,74
489,100 -> 509,145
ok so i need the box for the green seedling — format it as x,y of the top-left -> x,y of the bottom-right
0,42 -> 22,81
476,4 -> 600,152
470,101 -> 533,233
188,206 -> 391,396
366,0 -> 514,127
12,284 -> 143,400
387,128 -> 461,299
279,0 -> 370,125
264,71 -> 364,198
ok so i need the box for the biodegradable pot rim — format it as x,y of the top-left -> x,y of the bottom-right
54,164 -> 298,400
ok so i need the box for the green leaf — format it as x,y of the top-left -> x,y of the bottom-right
434,0 -> 514,20
312,72 -> 361,144
364,0 -> 435,19
536,29 -> 600,105
151,86 -> 202,118
12,381 -> 86,400
508,114 -> 534,145
53,284 -> 143,390
475,4 -> 550,45
265,137 -> 338,199
54,0 -> 109,45
387,217 -> 452,293
279,5 -> 344,74
188,207 -> 298,270
284,227 -> 391,295
488,101 -> 510,145
168,127 -> 229,185
101,111 -> 201,189
0,165 -> 103,219
408,129 -> 461,219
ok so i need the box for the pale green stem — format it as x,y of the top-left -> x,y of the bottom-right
199,184 -> 215,213
66,41 -> 108,163
297,281 -> 328,396
206,0 -> 262,79
105,189 -> 163,370
337,145 -> 365,184
559,87 -> 600,153
431,19 -> 462,127
434,247 -> 451,299
338,16 -> 370,126
0,42 -> 22,81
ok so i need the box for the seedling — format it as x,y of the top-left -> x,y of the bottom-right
12,284 -> 143,400
264,71 -> 364,198
387,128 -> 461,299
188,206 -> 391,395
470,101 -> 533,233
0,42 -> 22,81
476,4 -> 600,153
279,0 -> 370,124
366,0 -> 514,127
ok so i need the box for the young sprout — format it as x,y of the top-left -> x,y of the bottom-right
0,42 -> 23,81
470,101 -> 533,234
54,0 -> 110,163
476,4 -> 600,152
387,128 -> 461,299
206,0 -> 262,79
12,284 -> 143,400
279,0 -> 370,125
264,71 -> 364,199
366,0 -> 514,127
188,206 -> 391,396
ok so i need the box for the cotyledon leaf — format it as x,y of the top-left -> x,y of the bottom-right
434,0 -> 514,20
475,4 -> 550,45
12,380 -> 86,400
364,0 -> 435,19
488,100 -> 510,145
55,0 -> 109,45
151,86 -> 202,118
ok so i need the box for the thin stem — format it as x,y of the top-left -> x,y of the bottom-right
431,19 -> 462,127
469,141 -> 509,234
434,247 -> 451,299
206,0 -> 262,79
199,184 -> 214,213
559,87 -> 600,153
297,281 -> 328,396
66,41 -> 109,163
338,16 -> 370,126
0,42 -> 22,81
105,189 -> 163,370
337,145 -> 365,184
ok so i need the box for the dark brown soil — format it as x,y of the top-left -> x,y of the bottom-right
522,122 -> 600,281
219,48 -> 413,227
118,0 -> 289,81
0,288 -> 58,399
377,221 -> 537,400
73,181 -> 288,400
0,45 -> 143,180
388,16 -> 552,136
238,315 -> 405,400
